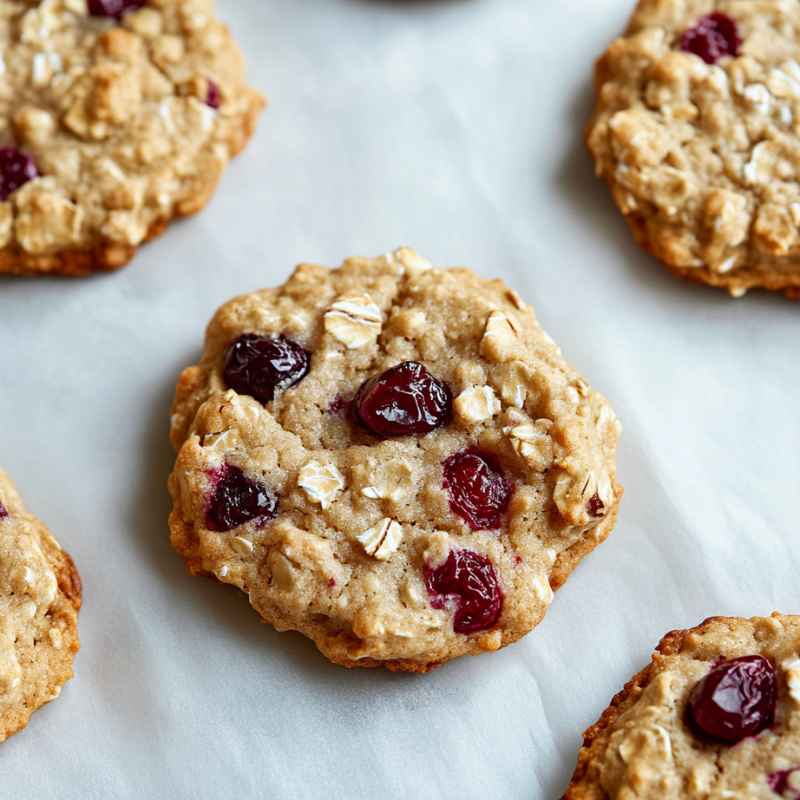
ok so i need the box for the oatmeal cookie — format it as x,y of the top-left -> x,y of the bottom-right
0,470 -> 81,741
588,1 -> 800,298
564,614 -> 800,799
0,0 -> 264,276
168,248 -> 622,671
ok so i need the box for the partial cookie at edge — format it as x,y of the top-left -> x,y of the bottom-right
0,0 -> 264,276
0,470 -> 81,742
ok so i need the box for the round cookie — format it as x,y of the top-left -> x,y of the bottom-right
564,614 -> 800,799
168,248 -> 622,671
0,470 -> 81,741
0,0 -> 264,276
588,1 -> 800,298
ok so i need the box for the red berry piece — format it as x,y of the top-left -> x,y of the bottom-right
425,549 -> 503,634
206,465 -> 278,532
688,655 -> 776,743
587,492 -> 605,517
223,334 -> 310,404
205,80 -> 221,109
88,0 -> 145,17
0,502 -> 7,519
354,361 -> 452,437
680,13 -> 741,65
0,148 -> 37,201
768,768 -> 800,798
443,449 -> 513,530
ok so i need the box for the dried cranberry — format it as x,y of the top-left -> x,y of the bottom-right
443,449 -> 513,530
688,655 -> 776,743
587,492 -> 605,517
205,80 -> 221,109
88,0 -> 145,17
425,549 -> 503,634
768,768 -> 800,799
353,361 -> 452,437
0,502 -> 7,519
206,465 -> 278,532
0,148 -> 37,201
680,13 -> 741,65
223,334 -> 310,404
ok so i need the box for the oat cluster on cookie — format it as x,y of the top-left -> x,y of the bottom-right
0,0 -> 263,275
167,249 -> 622,670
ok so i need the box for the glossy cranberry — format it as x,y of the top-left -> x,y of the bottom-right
0,502 -> 7,519
0,148 -> 37,201
223,334 -> 310,404
206,465 -> 278,532
205,80 -> 221,109
425,549 -> 503,634
769,768 -> 800,799
353,361 -> 452,437
688,655 -> 776,743
680,13 -> 740,65
88,0 -> 145,17
442,449 -> 513,530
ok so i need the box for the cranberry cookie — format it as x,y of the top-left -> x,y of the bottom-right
564,614 -> 800,799
0,470 -> 81,741
168,248 -> 622,671
0,0 -> 264,276
588,1 -> 800,298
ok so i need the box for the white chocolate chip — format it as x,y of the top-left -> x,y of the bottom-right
454,385 -> 501,426
354,518 -> 403,561
324,294 -> 382,349
298,461 -> 345,509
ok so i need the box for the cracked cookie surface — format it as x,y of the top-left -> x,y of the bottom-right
0,0 -> 264,276
565,614 -> 800,799
0,470 -> 81,742
168,248 -> 622,671
588,0 -> 800,298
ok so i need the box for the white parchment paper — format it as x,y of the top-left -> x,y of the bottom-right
1,1 -> 798,797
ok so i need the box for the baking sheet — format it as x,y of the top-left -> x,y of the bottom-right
1,1 -> 798,797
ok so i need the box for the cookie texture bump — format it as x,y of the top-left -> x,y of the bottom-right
0,470 -> 81,742
565,614 -> 800,799
588,1 -> 800,298
0,0 -> 264,276
168,248 -> 622,671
